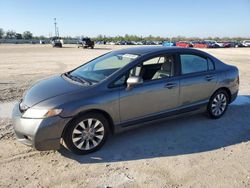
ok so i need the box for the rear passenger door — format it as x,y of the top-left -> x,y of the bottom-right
178,53 -> 217,106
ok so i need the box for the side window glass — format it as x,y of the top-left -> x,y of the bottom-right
93,54 -> 135,70
157,57 -> 165,64
112,66 -> 142,87
143,57 -> 161,65
180,54 -> 208,74
130,66 -> 142,77
113,75 -> 126,86
112,55 -> 175,87
143,55 -> 174,81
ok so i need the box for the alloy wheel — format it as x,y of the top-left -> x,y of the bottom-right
72,118 -> 105,150
211,93 -> 227,116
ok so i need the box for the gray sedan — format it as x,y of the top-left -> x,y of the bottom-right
12,47 -> 239,155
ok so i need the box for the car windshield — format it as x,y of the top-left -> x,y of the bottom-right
68,52 -> 139,84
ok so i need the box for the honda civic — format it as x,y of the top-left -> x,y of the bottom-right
12,47 -> 239,155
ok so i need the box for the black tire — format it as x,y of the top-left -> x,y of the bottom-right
207,89 -> 229,119
63,112 -> 109,155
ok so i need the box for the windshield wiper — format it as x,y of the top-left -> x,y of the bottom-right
64,73 -> 92,85
74,75 -> 92,85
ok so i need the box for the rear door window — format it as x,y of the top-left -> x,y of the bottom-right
180,54 -> 212,74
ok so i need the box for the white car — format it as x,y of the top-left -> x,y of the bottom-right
109,41 -> 116,45
242,40 -> 250,47
204,40 -> 223,47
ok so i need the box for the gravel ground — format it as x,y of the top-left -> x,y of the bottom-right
0,44 -> 249,188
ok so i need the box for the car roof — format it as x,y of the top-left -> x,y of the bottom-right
113,46 -> 205,56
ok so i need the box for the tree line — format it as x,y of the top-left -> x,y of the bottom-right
0,28 -> 249,42
0,28 -> 34,40
92,34 -> 250,42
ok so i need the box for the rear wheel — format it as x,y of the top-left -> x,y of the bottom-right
63,113 -> 109,155
207,90 -> 229,119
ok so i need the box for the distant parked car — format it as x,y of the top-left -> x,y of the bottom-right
176,41 -> 193,48
40,40 -> 45,44
77,38 -> 94,49
222,42 -> 234,48
51,37 -> 62,48
116,41 -> 127,45
126,41 -> 135,45
235,42 -> 245,48
242,40 -> 250,47
193,41 -> 219,48
220,41 -> 242,48
162,41 -> 176,47
135,41 -> 144,45
12,46 -> 239,155
109,41 -> 116,45
204,40 -> 221,48
95,41 -> 105,45
154,41 -> 162,45
216,42 -> 225,47
193,41 -> 209,48
144,41 -> 156,45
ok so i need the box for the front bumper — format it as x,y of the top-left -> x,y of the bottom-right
12,103 -> 71,151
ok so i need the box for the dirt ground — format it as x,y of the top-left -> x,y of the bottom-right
0,44 -> 250,188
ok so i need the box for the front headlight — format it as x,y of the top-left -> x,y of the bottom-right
22,108 -> 62,118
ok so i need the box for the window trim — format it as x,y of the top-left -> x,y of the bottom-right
207,58 -> 215,71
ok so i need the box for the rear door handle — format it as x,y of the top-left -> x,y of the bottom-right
205,75 -> 214,81
164,83 -> 177,89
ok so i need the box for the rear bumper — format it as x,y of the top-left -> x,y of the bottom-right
230,91 -> 238,103
12,103 -> 71,151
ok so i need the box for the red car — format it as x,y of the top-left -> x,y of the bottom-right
193,42 -> 209,48
176,41 -> 193,48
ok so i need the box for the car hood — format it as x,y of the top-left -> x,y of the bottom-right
22,75 -> 83,107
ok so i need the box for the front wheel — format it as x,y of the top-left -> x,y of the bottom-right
207,90 -> 229,119
63,113 -> 109,155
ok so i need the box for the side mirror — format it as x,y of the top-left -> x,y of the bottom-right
126,76 -> 143,89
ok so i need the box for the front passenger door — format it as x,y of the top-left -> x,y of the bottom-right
118,55 -> 180,123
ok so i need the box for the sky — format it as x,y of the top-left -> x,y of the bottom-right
0,0 -> 250,38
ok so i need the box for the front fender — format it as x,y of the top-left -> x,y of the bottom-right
36,88 -> 120,125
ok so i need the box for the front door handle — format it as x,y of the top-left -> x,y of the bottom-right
164,83 -> 177,89
205,75 -> 214,81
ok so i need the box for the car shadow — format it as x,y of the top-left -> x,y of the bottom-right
75,47 -> 112,50
60,46 -> 111,50
90,47 -> 112,50
62,46 -> 76,48
58,95 -> 250,164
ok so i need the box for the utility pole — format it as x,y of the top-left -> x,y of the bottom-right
56,27 -> 59,37
54,18 -> 57,37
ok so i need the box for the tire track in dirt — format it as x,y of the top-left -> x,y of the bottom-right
0,151 -> 41,164
0,148 -> 56,164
